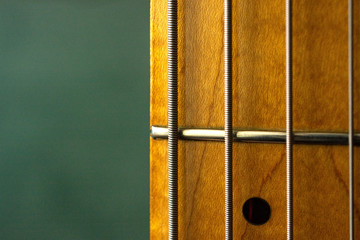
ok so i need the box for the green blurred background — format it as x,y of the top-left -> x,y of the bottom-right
0,1 -> 149,239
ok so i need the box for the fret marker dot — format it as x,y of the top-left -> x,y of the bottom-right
242,197 -> 271,225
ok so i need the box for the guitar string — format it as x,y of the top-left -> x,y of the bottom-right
286,0 -> 294,239
168,0 -> 178,239
348,0 -> 354,239
224,0 -> 233,238
224,0 -> 233,239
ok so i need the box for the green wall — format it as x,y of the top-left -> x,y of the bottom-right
0,1 -> 149,239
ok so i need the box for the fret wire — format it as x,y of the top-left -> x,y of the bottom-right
224,0 -> 233,239
168,0 -> 178,239
348,0 -> 354,239
286,0 -> 294,239
151,126 -> 360,145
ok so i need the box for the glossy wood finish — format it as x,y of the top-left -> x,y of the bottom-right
150,0 -> 360,239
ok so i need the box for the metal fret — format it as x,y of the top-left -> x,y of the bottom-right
151,126 -> 360,145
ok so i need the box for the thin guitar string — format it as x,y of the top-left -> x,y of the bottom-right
286,0 -> 294,239
224,0 -> 233,239
348,0 -> 354,239
168,0 -> 178,239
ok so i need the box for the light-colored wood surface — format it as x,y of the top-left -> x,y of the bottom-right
150,0 -> 360,239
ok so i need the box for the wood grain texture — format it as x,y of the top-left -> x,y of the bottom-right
150,0 -> 360,239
